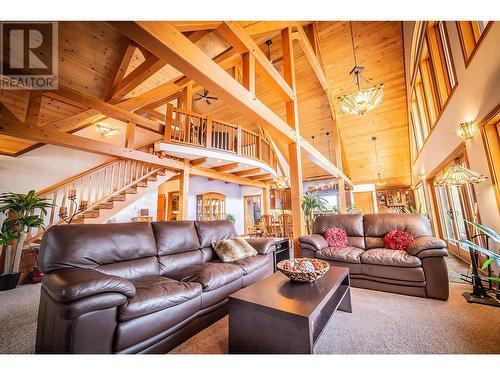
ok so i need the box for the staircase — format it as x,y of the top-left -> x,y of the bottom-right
25,144 -> 172,245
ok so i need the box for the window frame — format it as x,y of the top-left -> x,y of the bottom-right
456,21 -> 494,68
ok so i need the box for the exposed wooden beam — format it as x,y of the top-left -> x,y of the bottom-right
45,85 -> 163,134
249,173 -> 271,180
185,30 -> 211,43
106,43 -> 136,101
190,157 -> 208,166
25,91 -> 44,127
170,21 -> 222,32
232,167 -> 260,177
296,26 -> 330,91
111,21 -> 352,185
0,103 -> 183,171
45,109 -> 104,132
213,162 -> 239,172
109,54 -> 165,103
243,21 -> 311,37
191,165 -> 266,188
216,21 -> 295,101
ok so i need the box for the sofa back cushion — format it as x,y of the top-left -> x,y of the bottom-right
39,222 -> 159,278
151,221 -> 203,275
195,220 -> 238,261
363,213 -> 432,249
313,214 -> 365,249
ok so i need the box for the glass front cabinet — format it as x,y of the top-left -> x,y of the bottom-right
196,192 -> 227,221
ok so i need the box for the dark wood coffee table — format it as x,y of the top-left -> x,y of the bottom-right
228,266 -> 351,354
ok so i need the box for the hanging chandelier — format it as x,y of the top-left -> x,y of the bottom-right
338,22 -> 384,116
372,136 -> 386,187
436,159 -> 487,186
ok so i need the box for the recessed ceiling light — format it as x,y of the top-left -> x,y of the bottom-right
216,159 -> 222,163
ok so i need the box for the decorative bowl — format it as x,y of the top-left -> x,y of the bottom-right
277,258 -> 330,282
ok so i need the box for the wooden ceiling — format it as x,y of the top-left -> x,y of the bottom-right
0,21 -> 409,186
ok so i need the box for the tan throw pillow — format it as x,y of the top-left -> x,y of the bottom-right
212,237 -> 258,262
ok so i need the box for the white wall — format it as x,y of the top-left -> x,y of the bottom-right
404,22 -> 500,251
107,190 -> 159,223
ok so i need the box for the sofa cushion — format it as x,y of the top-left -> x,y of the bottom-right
118,276 -> 202,322
313,214 -> 365,249
360,248 -> 422,268
151,221 -> 201,255
324,227 -> 348,247
212,238 -> 257,262
223,254 -> 270,275
166,262 -> 243,291
195,220 -> 237,248
316,247 -> 364,264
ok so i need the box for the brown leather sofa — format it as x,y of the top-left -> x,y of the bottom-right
299,213 -> 449,300
35,220 -> 275,354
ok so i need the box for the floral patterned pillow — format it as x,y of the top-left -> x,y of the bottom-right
323,227 -> 348,248
383,230 -> 415,250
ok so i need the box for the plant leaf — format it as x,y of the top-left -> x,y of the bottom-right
465,220 -> 500,243
459,239 -> 500,265
481,257 -> 494,270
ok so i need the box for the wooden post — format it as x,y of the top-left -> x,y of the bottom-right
179,83 -> 193,111
179,159 -> 190,220
262,187 -> 270,215
236,125 -> 242,155
338,178 -> 347,213
257,134 -> 262,160
164,103 -> 173,141
125,122 -> 136,148
205,115 -> 213,148
282,27 -> 304,256
242,52 -> 256,95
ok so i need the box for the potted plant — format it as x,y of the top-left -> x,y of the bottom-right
0,190 -> 51,290
226,213 -> 236,224
302,192 -> 328,235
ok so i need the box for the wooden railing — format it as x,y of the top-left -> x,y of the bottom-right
25,144 -> 163,243
165,104 -> 278,171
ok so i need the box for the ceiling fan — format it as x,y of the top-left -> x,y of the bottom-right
265,39 -> 283,65
194,89 -> 218,105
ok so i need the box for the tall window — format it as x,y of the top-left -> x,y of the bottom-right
457,21 -> 492,66
481,108 -> 500,214
409,21 -> 457,156
414,182 -> 428,214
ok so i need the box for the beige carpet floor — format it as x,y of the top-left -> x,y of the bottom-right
170,283 -> 500,354
1,282 -> 499,354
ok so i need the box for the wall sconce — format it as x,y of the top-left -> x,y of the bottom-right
456,120 -> 477,140
96,123 -> 115,136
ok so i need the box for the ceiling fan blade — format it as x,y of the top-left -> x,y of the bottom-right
206,96 -> 218,100
194,97 -> 203,101
272,56 -> 283,64
206,99 -> 211,105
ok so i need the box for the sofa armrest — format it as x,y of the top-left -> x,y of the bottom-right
43,268 -> 136,304
414,249 -> 448,259
244,238 -> 276,255
298,234 -> 328,252
407,236 -> 447,257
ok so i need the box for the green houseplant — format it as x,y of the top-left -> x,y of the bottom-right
226,213 -> 236,224
0,190 -> 51,290
302,192 -> 328,235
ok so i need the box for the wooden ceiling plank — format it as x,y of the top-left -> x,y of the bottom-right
249,173 -> 272,180
213,162 -> 239,172
0,103 -> 183,171
170,21 -> 223,32
45,109 -> 104,132
216,21 -> 295,101
190,165 -> 266,188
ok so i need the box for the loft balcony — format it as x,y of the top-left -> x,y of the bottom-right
154,104 -> 280,179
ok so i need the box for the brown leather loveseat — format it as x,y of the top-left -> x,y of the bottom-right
299,213 -> 449,300
35,220 -> 275,353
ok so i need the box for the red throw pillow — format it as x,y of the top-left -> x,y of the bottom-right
323,227 -> 348,248
383,230 -> 414,250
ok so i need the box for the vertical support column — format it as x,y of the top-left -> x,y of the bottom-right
164,103 -> 173,141
179,83 -> 193,111
242,52 -> 256,94
125,122 -> 136,149
338,179 -> 347,213
262,187 -> 270,215
282,27 -> 304,256
178,159 -> 190,220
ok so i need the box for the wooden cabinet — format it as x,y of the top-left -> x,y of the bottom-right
376,187 -> 414,212
196,192 -> 227,221
270,188 -> 291,210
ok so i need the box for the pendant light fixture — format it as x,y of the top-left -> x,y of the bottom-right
372,136 -> 386,187
338,22 -> 384,116
436,158 -> 487,186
